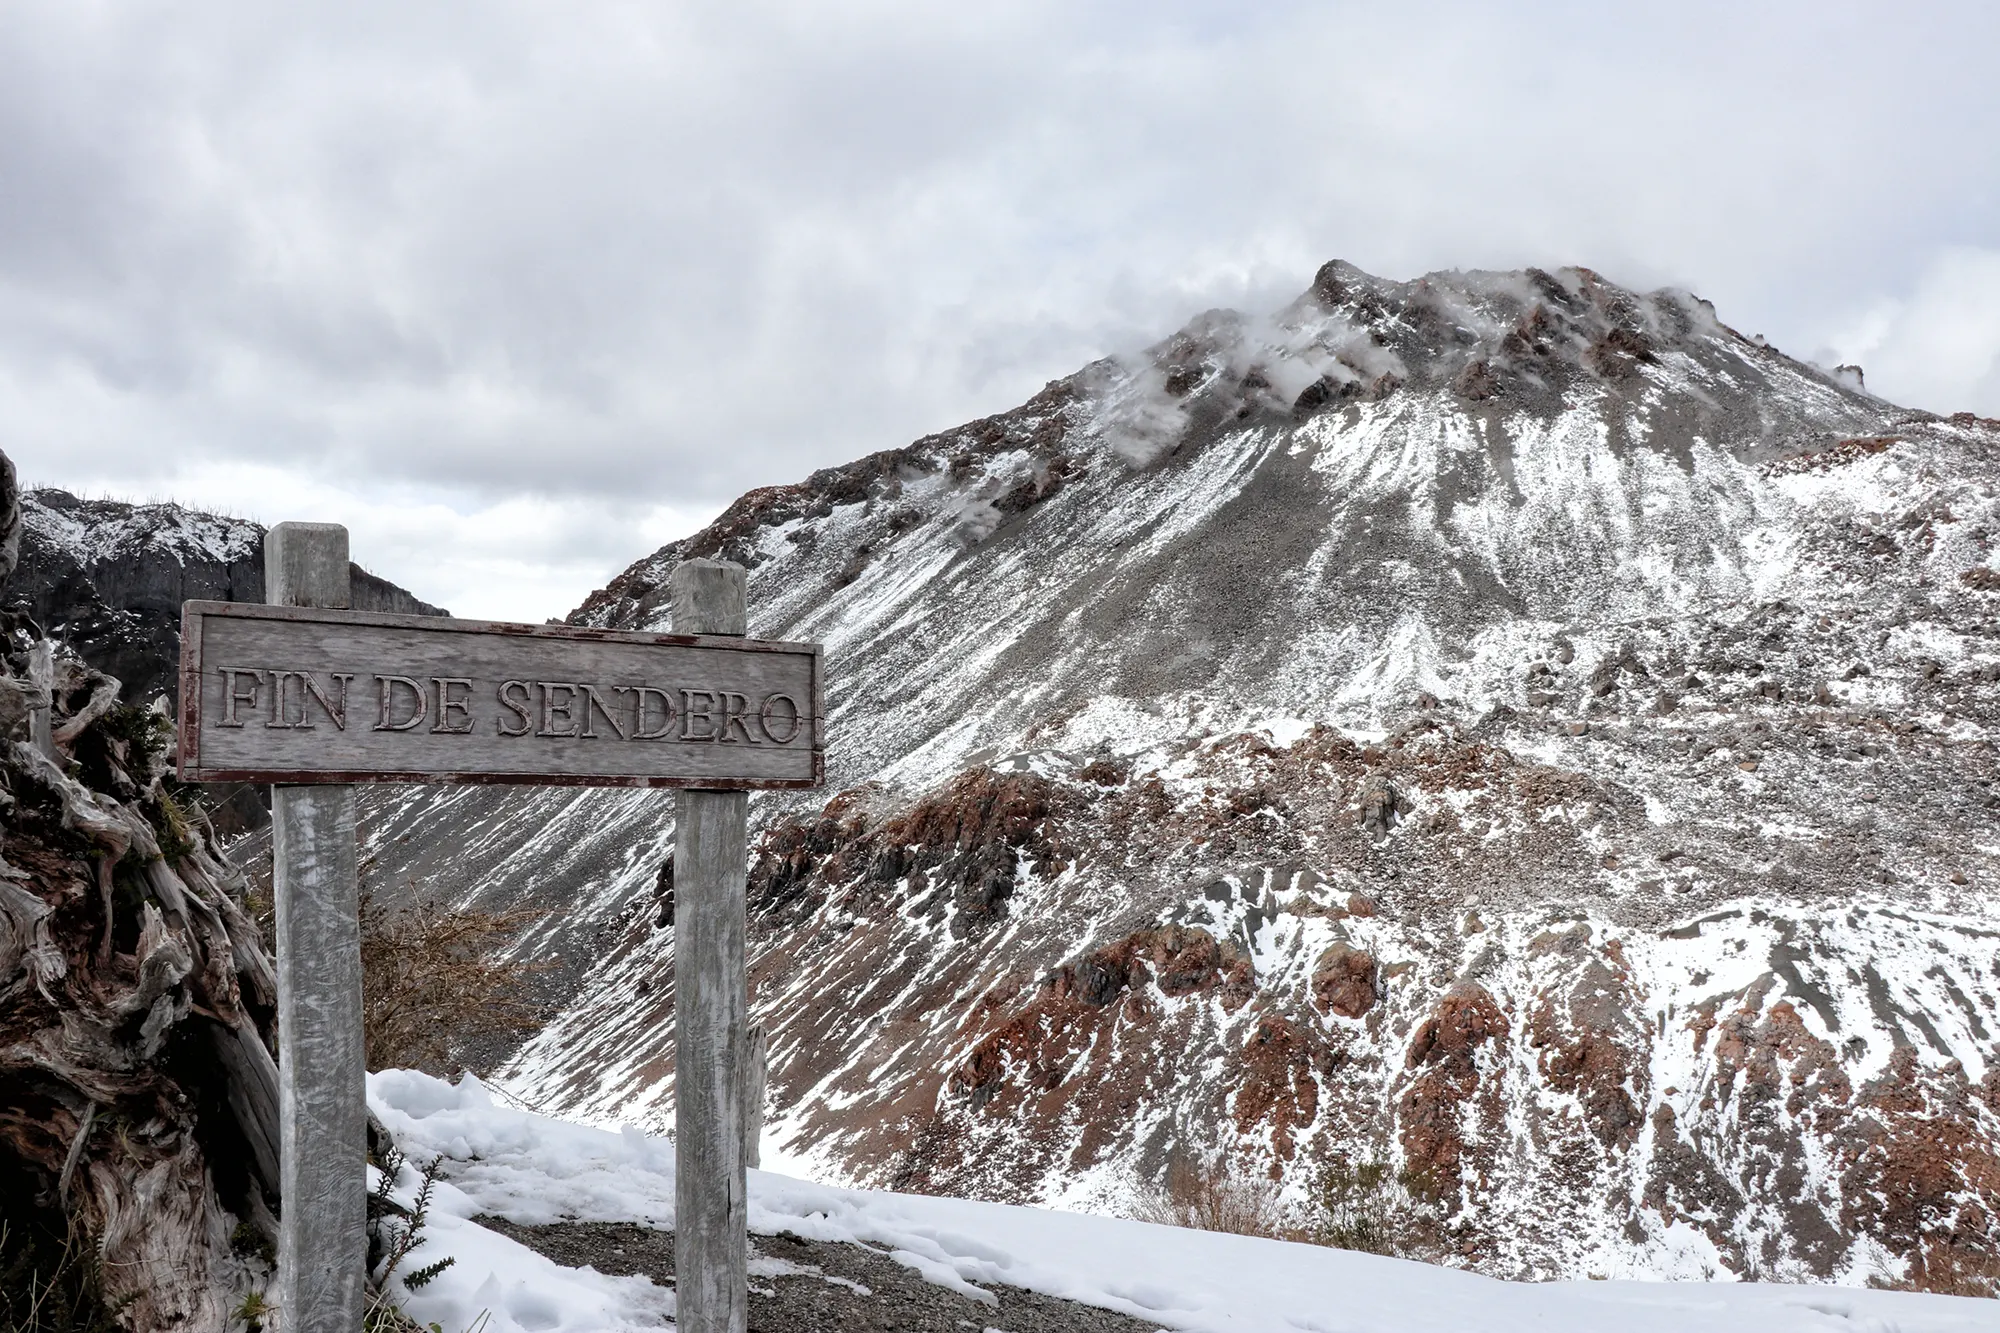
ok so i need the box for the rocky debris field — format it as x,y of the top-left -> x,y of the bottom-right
479,1217 -> 1167,1333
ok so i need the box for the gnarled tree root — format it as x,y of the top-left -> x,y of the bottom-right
2,648 -> 282,1330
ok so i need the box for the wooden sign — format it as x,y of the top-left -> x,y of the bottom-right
195,529 -> 792,1333
176,600 -> 822,789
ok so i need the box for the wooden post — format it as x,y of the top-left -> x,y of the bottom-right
743,1023 -> 766,1170
671,558 -> 749,1333
25,640 -> 54,759
267,522 -> 367,1332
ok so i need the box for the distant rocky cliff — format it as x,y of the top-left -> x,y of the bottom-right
13,489 -> 445,707
12,489 -> 446,833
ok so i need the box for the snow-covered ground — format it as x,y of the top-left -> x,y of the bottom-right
369,1070 -> 1995,1333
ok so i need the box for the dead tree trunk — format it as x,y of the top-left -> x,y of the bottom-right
1,449 -> 281,1329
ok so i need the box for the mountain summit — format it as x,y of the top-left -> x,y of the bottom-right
360,262 -> 2000,1289
574,260 -> 1926,791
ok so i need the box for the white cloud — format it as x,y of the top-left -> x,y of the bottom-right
1820,248 -> 2000,417
4,1 -> 1999,615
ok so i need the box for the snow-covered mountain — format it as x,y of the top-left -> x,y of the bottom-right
14,488 -> 445,705
14,488 -> 448,833
350,261 -> 2000,1291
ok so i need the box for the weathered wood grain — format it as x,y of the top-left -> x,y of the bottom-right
177,600 -> 822,787
744,1022 -> 767,1170
267,522 -> 368,1333
26,640 -> 54,759
273,782 -> 365,1332
268,520 -> 351,610
670,557 -> 749,636
673,559 -> 751,1333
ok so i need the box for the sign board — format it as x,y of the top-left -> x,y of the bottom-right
187,533 -> 789,1333
177,600 -> 823,789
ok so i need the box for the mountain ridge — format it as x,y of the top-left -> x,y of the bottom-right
573,260 -> 1900,626
308,259 -> 2000,1289
13,487 -> 449,833
15,487 -> 448,704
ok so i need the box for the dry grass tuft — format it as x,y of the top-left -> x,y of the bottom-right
1129,1156 -> 1292,1239
1128,1150 -> 1441,1260
0,1219 -> 123,1333
359,889 -> 547,1077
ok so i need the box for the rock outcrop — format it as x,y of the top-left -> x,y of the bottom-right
13,489 -> 446,708
12,490 -> 448,836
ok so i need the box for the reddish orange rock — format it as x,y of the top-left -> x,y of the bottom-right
1312,943 -> 1380,1019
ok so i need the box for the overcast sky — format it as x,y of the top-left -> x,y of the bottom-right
5,2 -> 1998,620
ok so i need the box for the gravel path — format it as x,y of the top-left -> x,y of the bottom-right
475,1217 -> 1169,1333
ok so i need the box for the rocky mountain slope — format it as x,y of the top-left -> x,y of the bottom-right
350,262 -> 1998,1290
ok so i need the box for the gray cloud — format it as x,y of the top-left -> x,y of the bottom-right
5,2 -> 1998,617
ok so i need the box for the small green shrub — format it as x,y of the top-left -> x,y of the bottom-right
364,1144 -> 457,1332
1307,1154 -> 1397,1254
147,784 -> 199,863
233,1289 -> 271,1332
